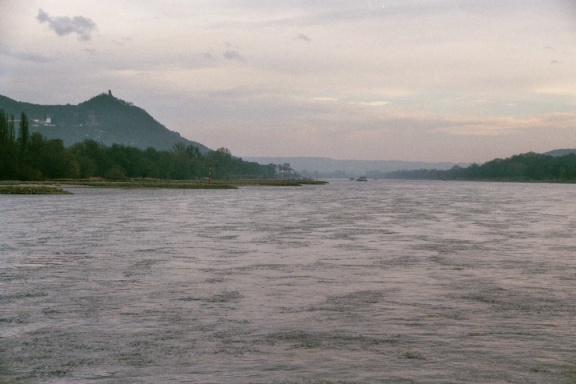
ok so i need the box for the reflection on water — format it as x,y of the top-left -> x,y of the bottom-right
1,180 -> 575,383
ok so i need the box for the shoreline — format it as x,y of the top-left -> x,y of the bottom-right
0,179 -> 328,194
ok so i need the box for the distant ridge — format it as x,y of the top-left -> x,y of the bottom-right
0,92 -> 210,152
543,149 -> 576,157
243,156 -> 466,178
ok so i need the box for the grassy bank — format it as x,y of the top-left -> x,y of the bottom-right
0,185 -> 72,194
0,178 -> 328,193
221,179 -> 328,186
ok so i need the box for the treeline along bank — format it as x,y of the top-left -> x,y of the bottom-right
4,109 -> 576,183
381,152 -> 576,182
0,110 -> 276,181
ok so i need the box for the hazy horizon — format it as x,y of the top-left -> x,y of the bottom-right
2,1 -> 576,163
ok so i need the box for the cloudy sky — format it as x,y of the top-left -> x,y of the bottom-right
1,1 -> 576,162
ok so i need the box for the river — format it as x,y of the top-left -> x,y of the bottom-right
1,180 -> 575,383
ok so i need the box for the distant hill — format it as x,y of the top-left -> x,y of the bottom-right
543,149 -> 576,157
0,92 -> 210,152
243,156 -> 466,178
384,151 -> 576,182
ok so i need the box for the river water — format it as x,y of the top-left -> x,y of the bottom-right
1,180 -> 575,383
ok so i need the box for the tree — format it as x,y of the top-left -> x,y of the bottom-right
172,142 -> 187,155
208,147 -> 233,179
0,109 -> 9,144
216,147 -> 232,156
18,112 -> 29,153
0,110 -> 17,179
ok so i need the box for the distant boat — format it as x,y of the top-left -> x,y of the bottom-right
356,176 -> 368,181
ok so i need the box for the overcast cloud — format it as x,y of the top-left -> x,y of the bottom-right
36,8 -> 97,41
1,0 -> 575,162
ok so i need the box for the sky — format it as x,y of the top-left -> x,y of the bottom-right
1,0 -> 576,162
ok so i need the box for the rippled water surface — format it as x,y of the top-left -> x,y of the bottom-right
1,180 -> 575,383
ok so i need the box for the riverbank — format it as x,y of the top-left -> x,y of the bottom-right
0,185 -> 72,194
0,178 -> 328,194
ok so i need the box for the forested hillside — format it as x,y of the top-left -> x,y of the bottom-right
383,152 -> 576,182
0,110 -> 275,181
0,92 -> 209,151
